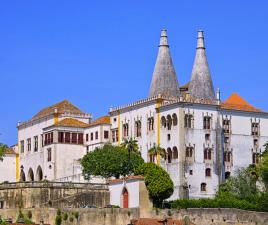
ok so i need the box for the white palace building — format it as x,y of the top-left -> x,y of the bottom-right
3,30 -> 268,200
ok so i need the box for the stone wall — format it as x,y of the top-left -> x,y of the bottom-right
0,208 -> 268,225
0,208 -> 139,225
143,208 -> 268,225
0,182 -> 109,209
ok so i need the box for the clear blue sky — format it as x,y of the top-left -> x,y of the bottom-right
0,1 -> 267,145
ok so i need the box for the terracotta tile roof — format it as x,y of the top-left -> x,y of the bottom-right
88,116 -> 110,127
221,93 -> 262,113
54,118 -> 89,128
131,218 -> 195,225
4,148 -> 16,155
32,100 -> 85,121
108,175 -> 144,184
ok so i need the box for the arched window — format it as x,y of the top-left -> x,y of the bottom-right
27,168 -> 34,181
36,166 -> 43,181
161,116 -> 166,128
205,168 -> 211,177
172,114 -> 178,126
167,148 -> 172,163
173,147 -> 178,159
135,120 -> 142,137
167,115 -> 172,130
201,183 -> 207,192
121,187 -> 129,208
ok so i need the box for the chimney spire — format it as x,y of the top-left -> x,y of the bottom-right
188,30 -> 215,100
149,29 -> 180,98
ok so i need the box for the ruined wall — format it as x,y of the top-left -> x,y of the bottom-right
0,182 -> 109,209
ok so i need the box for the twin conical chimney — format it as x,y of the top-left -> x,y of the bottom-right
149,30 -> 180,98
149,29 -> 215,101
188,30 -> 215,100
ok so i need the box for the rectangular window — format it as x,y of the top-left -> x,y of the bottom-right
95,131 -> 98,140
58,132 -> 64,143
47,148 -> 52,162
104,131 -> 109,139
71,133 -> 78,144
90,132 -> 93,141
86,134 -> 89,142
116,130 -> 118,141
203,116 -> 211,130
186,147 -> 193,158
44,132 -> 53,145
147,117 -> 154,131
223,119 -> 231,134
65,132 -> 70,143
78,133 -> 83,144
167,134 -> 171,141
204,148 -> 212,160
34,136 -> 38,152
251,122 -> 260,136
253,153 -> 260,164
20,140 -> 24,153
224,152 -> 232,162
184,114 -> 193,128
27,138 -> 31,152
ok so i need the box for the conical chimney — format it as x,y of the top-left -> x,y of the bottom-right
149,29 -> 180,98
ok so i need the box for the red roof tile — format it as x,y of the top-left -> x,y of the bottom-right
32,100 -> 85,121
54,118 -> 89,128
221,93 -> 262,112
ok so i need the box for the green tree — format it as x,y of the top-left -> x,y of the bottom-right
81,144 -> 144,179
0,143 -> 7,161
121,137 -> 139,153
260,143 -> 268,188
135,162 -> 174,207
217,168 -> 258,200
148,145 -> 165,165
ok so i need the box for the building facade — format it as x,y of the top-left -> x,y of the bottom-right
5,29 -> 268,200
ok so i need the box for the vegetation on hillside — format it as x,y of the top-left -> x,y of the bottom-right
170,142 -> 268,212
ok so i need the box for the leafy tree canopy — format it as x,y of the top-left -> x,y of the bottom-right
81,144 -> 144,179
258,142 -> 268,188
135,162 -> 174,207
0,143 -> 7,161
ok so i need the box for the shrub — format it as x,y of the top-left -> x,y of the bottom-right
63,213 -> 68,221
55,214 -> 62,225
135,162 -> 174,207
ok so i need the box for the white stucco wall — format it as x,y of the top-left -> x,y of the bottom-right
109,178 -> 142,208
0,154 -> 17,182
